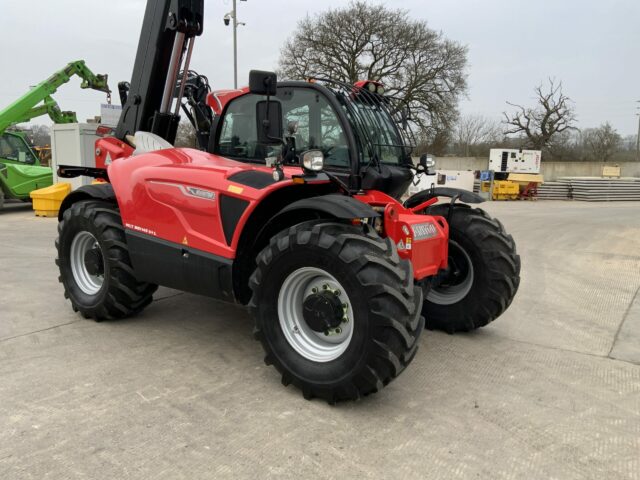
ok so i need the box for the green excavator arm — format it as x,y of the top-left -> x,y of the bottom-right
0,60 -> 110,134
0,60 -> 110,207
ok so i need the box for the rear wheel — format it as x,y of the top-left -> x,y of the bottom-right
56,200 -> 157,321
422,204 -> 520,333
249,221 -> 424,403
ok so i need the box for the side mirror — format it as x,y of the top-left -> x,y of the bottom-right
248,70 -> 277,95
419,153 -> 435,174
256,100 -> 283,144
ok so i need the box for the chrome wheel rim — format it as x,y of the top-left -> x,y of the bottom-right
427,240 -> 474,305
277,267 -> 354,363
70,231 -> 104,295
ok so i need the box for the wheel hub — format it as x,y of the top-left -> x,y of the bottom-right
303,290 -> 345,332
70,231 -> 105,295
83,247 -> 104,276
277,267 -> 354,363
427,239 -> 474,305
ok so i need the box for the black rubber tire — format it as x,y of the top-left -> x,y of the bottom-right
422,204 -> 520,333
55,200 -> 157,321
249,221 -> 424,403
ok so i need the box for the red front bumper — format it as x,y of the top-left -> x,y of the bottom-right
355,191 -> 449,281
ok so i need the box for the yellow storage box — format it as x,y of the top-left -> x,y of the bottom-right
492,180 -> 519,200
30,182 -> 72,217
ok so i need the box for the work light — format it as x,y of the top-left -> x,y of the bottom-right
302,150 -> 324,172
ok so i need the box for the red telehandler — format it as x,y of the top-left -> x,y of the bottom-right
56,0 -> 520,403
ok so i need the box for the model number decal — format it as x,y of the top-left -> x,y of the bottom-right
411,222 -> 438,241
149,180 -> 216,201
125,223 -> 157,237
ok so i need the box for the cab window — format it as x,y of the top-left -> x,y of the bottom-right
216,87 -> 350,168
217,95 -> 266,160
0,134 -> 37,164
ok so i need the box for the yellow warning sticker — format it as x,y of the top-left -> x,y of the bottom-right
182,236 -> 189,246
227,184 -> 244,194
406,237 -> 412,250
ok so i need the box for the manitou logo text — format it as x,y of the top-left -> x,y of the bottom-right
411,222 -> 438,240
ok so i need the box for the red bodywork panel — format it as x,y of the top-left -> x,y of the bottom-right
96,137 -> 134,169
207,87 -> 249,115
97,137 -> 448,281
354,191 -> 448,279
103,139 -> 307,259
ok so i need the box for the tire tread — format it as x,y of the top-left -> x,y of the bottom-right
249,221 -> 424,402
56,200 -> 157,321
424,205 -> 520,333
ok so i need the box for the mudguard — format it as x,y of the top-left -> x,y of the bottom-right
404,187 -> 484,209
279,193 -> 379,219
58,183 -> 116,221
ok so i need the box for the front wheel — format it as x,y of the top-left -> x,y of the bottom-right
56,200 -> 157,321
249,221 -> 424,403
422,204 -> 520,333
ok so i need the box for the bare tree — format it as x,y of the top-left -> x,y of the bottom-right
278,1 -> 468,150
453,114 -> 502,156
545,129 -> 585,161
620,134 -> 638,152
503,79 -> 576,150
28,125 -> 51,147
582,122 -> 621,161
10,124 -> 51,147
174,122 -> 197,148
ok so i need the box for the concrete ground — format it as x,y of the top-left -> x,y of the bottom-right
0,200 -> 639,480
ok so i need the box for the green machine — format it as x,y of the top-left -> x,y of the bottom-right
0,61 -> 110,208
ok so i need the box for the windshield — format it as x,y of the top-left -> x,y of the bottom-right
320,81 -> 415,167
347,100 -> 409,165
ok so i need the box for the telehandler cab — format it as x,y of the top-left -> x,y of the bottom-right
56,0 -> 520,402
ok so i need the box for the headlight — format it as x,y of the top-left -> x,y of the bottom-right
302,150 -> 324,172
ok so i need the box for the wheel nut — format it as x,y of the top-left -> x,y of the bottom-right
324,330 -> 330,336
334,290 -> 341,296
342,316 -> 349,324
342,303 -> 348,310
323,284 -> 329,290
335,328 -> 342,334
312,287 -> 318,293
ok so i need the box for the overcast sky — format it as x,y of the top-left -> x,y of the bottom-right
1,0 -> 638,135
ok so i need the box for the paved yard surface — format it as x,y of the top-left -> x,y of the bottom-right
1,200 -> 639,479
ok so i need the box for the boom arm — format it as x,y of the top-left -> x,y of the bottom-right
0,60 -> 110,135
115,0 -> 204,145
